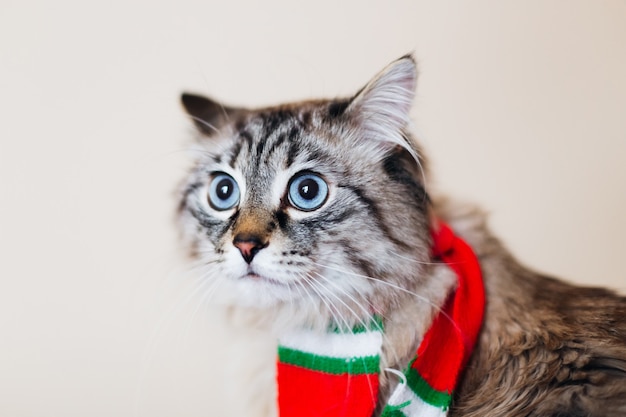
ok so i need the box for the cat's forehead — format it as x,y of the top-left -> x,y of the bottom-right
234,100 -> 344,137
217,101 -> 348,172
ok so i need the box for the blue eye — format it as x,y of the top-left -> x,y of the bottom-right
208,173 -> 240,211
288,173 -> 329,211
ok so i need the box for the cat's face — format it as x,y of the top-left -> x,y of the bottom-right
178,56 -> 431,324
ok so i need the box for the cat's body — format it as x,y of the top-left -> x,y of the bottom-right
177,56 -> 626,416
434,200 -> 626,416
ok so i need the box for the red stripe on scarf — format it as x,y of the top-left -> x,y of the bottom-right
277,362 -> 379,417
412,222 -> 485,394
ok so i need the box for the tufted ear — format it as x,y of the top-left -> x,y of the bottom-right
344,55 -> 418,156
180,92 -> 238,135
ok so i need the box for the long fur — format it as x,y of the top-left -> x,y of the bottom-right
177,56 -> 626,416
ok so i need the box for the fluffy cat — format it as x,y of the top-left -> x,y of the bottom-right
177,55 -> 626,416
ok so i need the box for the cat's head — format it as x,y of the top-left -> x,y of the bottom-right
177,56 -> 432,327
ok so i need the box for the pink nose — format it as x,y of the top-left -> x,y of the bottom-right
233,234 -> 268,264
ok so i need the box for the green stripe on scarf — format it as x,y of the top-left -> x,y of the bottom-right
278,346 -> 380,375
405,362 -> 451,408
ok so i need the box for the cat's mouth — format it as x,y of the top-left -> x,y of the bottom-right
241,272 -> 289,287
244,272 -> 263,280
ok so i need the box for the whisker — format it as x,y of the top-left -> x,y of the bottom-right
304,274 -> 348,331
218,102 -> 231,124
311,273 -> 382,407
312,261 -> 430,308
181,274 -> 224,347
295,274 -> 313,308
294,272 -> 317,307
311,272 -> 371,329
312,261 -> 460,335
312,271 -> 403,369
188,115 -> 221,134
387,249 -> 438,266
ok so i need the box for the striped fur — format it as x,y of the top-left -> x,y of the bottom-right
177,56 -> 434,325
177,56 -> 626,416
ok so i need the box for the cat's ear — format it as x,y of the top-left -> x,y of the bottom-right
344,55 -> 417,155
181,92 -> 237,135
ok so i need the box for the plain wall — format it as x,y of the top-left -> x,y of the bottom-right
1,1 -> 625,416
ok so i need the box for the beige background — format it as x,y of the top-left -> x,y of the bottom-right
1,1 -> 625,416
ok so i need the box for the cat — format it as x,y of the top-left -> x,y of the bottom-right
176,55 -> 626,416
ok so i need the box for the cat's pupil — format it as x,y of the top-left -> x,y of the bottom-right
216,179 -> 233,200
299,179 -> 319,200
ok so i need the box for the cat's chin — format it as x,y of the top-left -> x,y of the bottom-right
210,275 -> 307,309
211,277 -> 374,333
218,293 -> 333,334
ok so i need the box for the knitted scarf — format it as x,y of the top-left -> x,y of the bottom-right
276,222 -> 485,417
